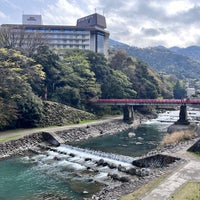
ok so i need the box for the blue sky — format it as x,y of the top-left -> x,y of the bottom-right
1,0 -> 200,48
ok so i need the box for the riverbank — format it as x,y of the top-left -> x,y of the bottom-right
1,115 -> 199,200
0,116 -> 143,159
89,136 -> 200,200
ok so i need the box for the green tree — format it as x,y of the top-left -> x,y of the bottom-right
0,48 -> 44,129
173,81 -> 187,99
86,50 -> 136,99
109,50 -> 172,99
33,46 -> 62,99
51,49 -> 101,108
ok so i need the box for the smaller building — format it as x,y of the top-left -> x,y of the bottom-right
186,87 -> 195,98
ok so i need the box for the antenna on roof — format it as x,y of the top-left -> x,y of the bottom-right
95,8 -> 97,13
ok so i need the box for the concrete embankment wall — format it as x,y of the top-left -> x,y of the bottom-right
0,118 -> 141,159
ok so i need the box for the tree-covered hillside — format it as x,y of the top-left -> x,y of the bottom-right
170,46 -> 200,62
0,46 -> 175,130
109,39 -> 200,79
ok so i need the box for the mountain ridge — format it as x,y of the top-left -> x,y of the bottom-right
109,39 -> 200,79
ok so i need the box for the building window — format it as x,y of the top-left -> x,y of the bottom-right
96,32 -> 105,54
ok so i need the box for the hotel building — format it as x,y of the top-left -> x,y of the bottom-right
1,13 -> 109,56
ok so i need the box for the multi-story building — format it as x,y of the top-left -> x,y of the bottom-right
1,13 -> 109,56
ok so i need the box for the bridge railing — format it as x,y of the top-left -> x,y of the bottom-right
89,99 -> 200,105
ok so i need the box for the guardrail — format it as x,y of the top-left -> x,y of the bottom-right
89,99 -> 200,106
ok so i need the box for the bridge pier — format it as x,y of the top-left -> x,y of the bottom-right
123,105 -> 134,123
175,105 -> 190,125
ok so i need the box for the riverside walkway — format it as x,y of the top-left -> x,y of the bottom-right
141,146 -> 200,200
142,160 -> 200,200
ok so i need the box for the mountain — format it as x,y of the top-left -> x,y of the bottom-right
108,39 -> 200,79
169,46 -> 200,62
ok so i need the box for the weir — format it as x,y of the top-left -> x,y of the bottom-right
57,144 -> 134,164
32,144 -> 142,184
41,132 -> 64,146
32,143 -> 180,184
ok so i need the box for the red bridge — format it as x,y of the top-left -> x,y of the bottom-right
90,99 -> 200,124
90,99 -> 200,106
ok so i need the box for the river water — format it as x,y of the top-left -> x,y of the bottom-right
0,117 -> 173,200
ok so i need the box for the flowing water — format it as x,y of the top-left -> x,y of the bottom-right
0,118 -> 172,200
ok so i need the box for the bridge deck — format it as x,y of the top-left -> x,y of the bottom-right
90,99 -> 200,106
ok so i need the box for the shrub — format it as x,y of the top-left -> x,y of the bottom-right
161,130 -> 196,145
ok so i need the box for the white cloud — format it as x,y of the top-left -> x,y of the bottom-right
0,11 -> 7,19
1,0 -> 200,47
166,0 -> 194,16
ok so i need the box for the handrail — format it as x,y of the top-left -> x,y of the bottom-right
89,99 -> 200,105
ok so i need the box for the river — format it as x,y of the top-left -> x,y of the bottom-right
0,114 -> 177,200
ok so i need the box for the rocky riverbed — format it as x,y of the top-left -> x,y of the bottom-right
0,117 -> 200,200
87,136 -> 200,200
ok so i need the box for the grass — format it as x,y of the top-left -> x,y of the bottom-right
0,134 -> 21,143
170,182 -> 200,200
120,174 -> 169,200
78,119 -> 98,124
161,130 -> 196,145
187,151 -> 200,159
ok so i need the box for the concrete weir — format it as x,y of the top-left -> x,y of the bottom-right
132,154 -> 180,168
41,132 -> 64,147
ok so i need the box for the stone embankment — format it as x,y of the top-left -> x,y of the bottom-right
0,133 -> 43,159
38,101 -> 97,127
56,118 -> 139,143
0,118 -> 140,159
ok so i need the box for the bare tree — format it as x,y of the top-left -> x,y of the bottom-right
0,25 -> 49,56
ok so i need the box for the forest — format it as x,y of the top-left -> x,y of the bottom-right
0,44 -> 186,130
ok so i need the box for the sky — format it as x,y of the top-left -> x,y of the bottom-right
1,0 -> 200,48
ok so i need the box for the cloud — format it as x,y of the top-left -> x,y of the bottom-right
42,0 -> 100,25
1,0 -> 200,47
0,11 -> 7,19
101,0 -> 200,47
141,28 -> 161,36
